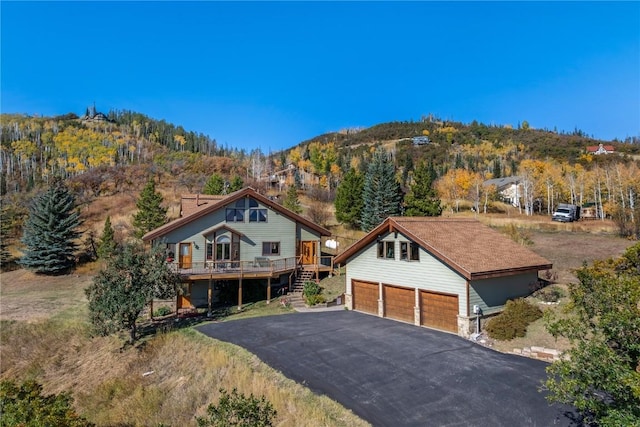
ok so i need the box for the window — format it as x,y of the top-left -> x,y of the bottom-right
216,235 -> 231,260
262,241 -> 280,256
206,243 -> 213,260
250,208 -> 267,222
410,243 -> 420,261
377,241 -> 394,259
226,208 -> 244,222
401,242 -> 420,261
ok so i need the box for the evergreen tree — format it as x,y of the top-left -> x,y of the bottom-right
85,242 -> 180,344
0,202 -> 12,267
229,175 -> 244,192
404,161 -> 442,217
203,173 -> 225,195
334,168 -> 364,229
132,179 -> 167,238
361,148 -> 402,232
283,185 -> 302,214
97,216 -> 117,259
19,181 -> 81,274
492,158 -> 502,178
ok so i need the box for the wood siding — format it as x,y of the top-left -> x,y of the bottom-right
352,280 -> 378,314
469,272 -> 539,315
383,284 -> 414,323
345,231 -> 467,316
420,291 -> 458,333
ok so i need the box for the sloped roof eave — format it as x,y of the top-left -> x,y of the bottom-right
142,187 -> 330,242
334,217 -> 552,280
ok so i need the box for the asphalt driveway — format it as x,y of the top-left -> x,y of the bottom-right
196,311 -> 580,427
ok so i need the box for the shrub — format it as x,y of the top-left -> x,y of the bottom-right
196,388 -> 276,427
0,380 -> 94,427
485,298 -> 543,341
533,285 -> 564,303
153,306 -> 173,317
302,281 -> 325,306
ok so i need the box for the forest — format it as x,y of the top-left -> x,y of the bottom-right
1,108 -> 639,255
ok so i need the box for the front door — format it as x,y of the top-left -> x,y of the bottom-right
179,243 -> 192,269
301,241 -> 316,265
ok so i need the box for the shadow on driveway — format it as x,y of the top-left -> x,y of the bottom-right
196,310 -> 581,427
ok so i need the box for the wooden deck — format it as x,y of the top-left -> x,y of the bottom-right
172,256 -> 334,281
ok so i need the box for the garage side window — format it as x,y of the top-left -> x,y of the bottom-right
377,241 -> 394,259
401,242 -> 420,261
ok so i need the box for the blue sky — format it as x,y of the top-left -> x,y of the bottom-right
2,1 -> 639,151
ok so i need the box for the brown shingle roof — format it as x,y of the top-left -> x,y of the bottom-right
334,217 -> 552,280
180,194 -> 226,217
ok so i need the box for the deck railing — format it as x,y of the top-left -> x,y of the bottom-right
170,257 -> 302,276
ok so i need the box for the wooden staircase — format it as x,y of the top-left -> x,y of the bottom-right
291,268 -> 315,294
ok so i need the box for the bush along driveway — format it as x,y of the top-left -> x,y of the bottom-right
197,311 -> 580,427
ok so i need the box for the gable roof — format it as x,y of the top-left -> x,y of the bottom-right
586,144 -> 615,153
142,187 -> 331,242
483,176 -> 522,190
334,217 -> 552,280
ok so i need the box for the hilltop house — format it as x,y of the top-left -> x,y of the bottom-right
334,217 -> 552,337
586,143 -> 615,155
142,187 -> 332,313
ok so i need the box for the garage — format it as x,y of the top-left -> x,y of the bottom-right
352,280 -> 378,315
420,290 -> 459,333
383,284 -> 414,323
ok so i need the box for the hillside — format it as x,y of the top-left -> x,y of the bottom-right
1,109 -> 639,256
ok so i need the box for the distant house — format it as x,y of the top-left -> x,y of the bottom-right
334,217 -> 552,337
483,176 -> 522,207
80,104 -> 109,122
586,143 -> 615,155
411,136 -> 431,145
142,187 -> 332,313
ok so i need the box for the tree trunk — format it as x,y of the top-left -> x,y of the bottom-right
130,322 -> 137,344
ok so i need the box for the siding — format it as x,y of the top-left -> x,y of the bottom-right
345,231 -> 467,316
156,198 -> 321,264
469,272 -> 539,315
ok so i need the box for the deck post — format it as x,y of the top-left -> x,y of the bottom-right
266,277 -> 271,304
207,276 -> 212,317
238,278 -> 243,310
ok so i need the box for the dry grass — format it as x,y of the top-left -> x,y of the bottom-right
0,319 -> 368,427
0,266 -> 368,426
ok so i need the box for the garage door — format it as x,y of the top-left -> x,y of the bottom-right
352,280 -> 378,315
420,291 -> 459,333
383,285 -> 414,323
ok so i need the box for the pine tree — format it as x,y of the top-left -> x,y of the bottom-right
334,168 -> 364,229
0,202 -> 13,267
283,185 -> 302,214
97,216 -> 117,259
229,175 -> 244,192
404,161 -> 442,217
132,179 -> 167,239
361,148 -> 402,232
20,181 -> 81,274
203,173 -> 225,195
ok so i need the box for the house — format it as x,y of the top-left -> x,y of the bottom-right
142,187 -> 332,313
334,217 -> 552,337
483,176 -> 522,206
586,143 -> 615,155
